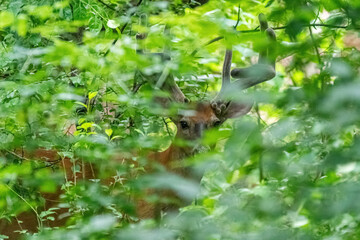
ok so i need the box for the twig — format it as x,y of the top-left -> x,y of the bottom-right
162,118 -> 171,136
79,0 -> 106,20
259,154 -> 264,182
254,103 -> 265,182
233,4 -> 241,29
308,25 -> 324,90
132,82 -> 143,93
191,36 -> 224,56
64,124 -> 75,136
104,0 -> 143,57
5,148 -> 62,171
191,23 -> 353,57
34,159 -> 62,170
3,149 -> 29,161
120,0 -> 144,33
97,0 -> 116,11
255,103 -> 261,126
308,26 -> 322,65
14,216 -> 24,232
254,102 -> 268,127
6,184 -> 42,228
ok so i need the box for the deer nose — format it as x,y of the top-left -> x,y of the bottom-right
194,123 -> 205,138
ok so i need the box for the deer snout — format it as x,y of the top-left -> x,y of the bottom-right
194,123 -> 205,139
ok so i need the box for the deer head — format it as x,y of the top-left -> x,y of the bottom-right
152,14 -> 276,147
0,14 -> 278,240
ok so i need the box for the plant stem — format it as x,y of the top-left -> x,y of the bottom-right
191,23 -> 353,56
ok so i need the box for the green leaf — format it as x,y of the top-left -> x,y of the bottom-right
75,101 -> 88,109
79,122 -> 94,130
88,91 -> 98,101
0,234 -> 9,239
134,129 -> 145,136
107,19 -> 120,29
105,129 -> 113,137
16,14 -> 28,37
0,11 -> 14,29
110,135 -> 121,141
89,16 -> 103,35
27,5 -> 53,20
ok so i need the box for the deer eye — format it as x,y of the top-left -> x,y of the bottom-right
180,120 -> 190,129
213,120 -> 221,127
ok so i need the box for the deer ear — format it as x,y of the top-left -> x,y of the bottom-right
222,102 -> 253,119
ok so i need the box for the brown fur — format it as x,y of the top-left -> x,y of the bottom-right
0,102 -> 225,239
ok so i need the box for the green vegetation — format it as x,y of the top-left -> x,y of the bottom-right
1,0 -> 360,239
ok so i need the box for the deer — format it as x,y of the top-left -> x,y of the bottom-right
0,14 -> 276,239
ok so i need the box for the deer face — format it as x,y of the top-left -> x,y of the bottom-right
174,102 -> 222,141
141,13 -> 276,146
174,100 -> 256,142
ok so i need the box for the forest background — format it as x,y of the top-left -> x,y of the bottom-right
1,0 -> 360,239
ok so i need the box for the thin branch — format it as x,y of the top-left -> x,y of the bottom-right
120,21 -> 129,34
34,159 -> 62,170
132,82 -> 144,93
254,103 -> 268,127
97,0 -> 116,11
162,118 -> 172,136
254,103 -> 266,183
191,36 -> 224,56
204,36 -> 224,46
308,26 -> 322,65
64,124 -> 75,136
308,26 -> 324,91
241,23 -> 351,32
104,0 -> 143,57
191,23 -> 353,57
120,0 -> 143,33
5,148 -> 63,171
6,184 -> 42,228
312,8 -> 321,27
271,23 -> 349,31
310,23 -> 349,29
233,4 -> 241,29
3,149 -> 29,161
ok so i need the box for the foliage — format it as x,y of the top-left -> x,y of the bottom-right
1,0 -> 360,239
